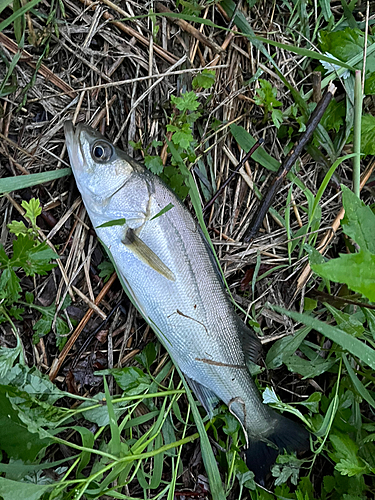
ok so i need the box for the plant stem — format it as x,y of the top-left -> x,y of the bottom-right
353,69 -> 362,198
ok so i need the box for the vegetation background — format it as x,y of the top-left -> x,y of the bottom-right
0,0 -> 375,498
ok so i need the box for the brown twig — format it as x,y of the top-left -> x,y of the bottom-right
243,81 -> 337,243
203,138 -> 264,213
75,0 -> 178,65
49,272 -> 118,381
156,3 -> 225,54
0,33 -> 76,98
309,289 -> 375,311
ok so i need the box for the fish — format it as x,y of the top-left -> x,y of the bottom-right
64,121 -> 309,481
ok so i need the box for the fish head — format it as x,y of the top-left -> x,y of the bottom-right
64,121 -> 135,208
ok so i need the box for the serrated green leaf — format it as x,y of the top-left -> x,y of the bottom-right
254,79 -> 282,109
145,155 -> 164,175
7,220 -> 29,236
272,109 -> 283,128
329,432 -> 366,476
11,236 -> 58,276
0,387 -> 52,462
98,260 -> 114,283
171,91 -> 199,112
9,306 -> 24,320
319,28 -> 365,64
311,251 -> 375,301
168,123 -> 194,149
335,458 -> 367,476
96,218 -> 126,228
0,268 -> 22,304
11,234 -> 35,266
0,338 -> 23,377
341,184 -> 375,253
21,198 -> 42,227
192,69 -> 216,89
321,99 -> 346,132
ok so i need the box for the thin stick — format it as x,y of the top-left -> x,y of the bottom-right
243,81 -> 337,243
156,3 -> 224,54
203,139 -> 264,213
75,0 -> 178,65
49,273 -> 118,381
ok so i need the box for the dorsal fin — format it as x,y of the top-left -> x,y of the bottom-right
239,320 -> 262,366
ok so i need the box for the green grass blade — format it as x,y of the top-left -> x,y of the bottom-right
254,35 -> 355,70
0,168 -> 71,194
272,306 -> 375,370
149,432 -> 163,489
342,354 -> 375,410
353,70 -> 362,197
103,377 -> 121,456
0,0 -> 13,14
0,0 -> 41,32
175,364 -> 226,500
230,124 -> 280,172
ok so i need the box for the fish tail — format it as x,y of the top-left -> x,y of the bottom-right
245,413 -> 309,483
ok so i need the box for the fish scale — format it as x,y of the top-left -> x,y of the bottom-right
64,121 -> 309,481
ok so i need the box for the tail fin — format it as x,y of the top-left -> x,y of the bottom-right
245,413 -> 309,483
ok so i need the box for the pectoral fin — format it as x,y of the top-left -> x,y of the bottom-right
122,228 -> 175,282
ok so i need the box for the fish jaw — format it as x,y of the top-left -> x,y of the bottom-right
64,121 -> 134,209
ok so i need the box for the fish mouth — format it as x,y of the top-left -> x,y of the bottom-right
64,120 -> 85,150
64,121 -> 91,174
64,121 -> 81,171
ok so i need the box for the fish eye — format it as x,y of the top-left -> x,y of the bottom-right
91,141 -> 113,162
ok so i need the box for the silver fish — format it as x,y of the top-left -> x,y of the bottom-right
64,121 -> 308,480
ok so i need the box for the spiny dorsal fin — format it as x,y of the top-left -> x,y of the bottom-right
122,228 -> 175,282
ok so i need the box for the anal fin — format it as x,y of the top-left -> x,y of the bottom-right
185,375 -> 219,418
122,228 -> 175,282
